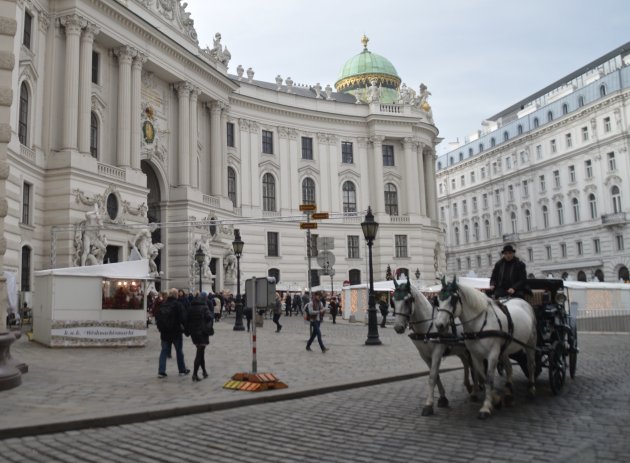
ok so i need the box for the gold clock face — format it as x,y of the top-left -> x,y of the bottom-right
142,120 -> 155,144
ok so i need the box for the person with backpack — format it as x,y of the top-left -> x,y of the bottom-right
185,292 -> 214,382
156,288 -> 190,379
273,292 -> 283,332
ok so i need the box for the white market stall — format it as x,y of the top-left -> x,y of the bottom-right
32,260 -> 153,347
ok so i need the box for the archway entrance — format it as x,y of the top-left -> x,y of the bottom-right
594,269 -> 604,282
619,266 -> 629,282
577,270 -> 587,282
141,161 -> 162,288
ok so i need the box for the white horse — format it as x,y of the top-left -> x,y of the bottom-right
392,280 -> 480,416
434,276 -> 537,419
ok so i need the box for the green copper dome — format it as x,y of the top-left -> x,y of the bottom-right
335,35 -> 401,103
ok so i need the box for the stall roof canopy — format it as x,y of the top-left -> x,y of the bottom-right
35,260 -> 152,280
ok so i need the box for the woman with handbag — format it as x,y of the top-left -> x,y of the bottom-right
186,292 -> 214,382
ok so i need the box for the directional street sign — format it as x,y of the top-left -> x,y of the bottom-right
311,212 -> 329,220
300,222 -> 318,229
317,236 -> 335,250
316,250 -> 336,268
299,204 -> 317,212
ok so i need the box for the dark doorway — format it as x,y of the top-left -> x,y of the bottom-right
105,245 -> 120,264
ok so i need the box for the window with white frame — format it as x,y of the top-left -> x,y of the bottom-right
18,82 -> 29,145
506,156 -> 512,169
550,139 -> 557,153
462,200 -> 467,215
460,175 -> 465,187
576,240 -> 583,256
262,130 -> 274,154
557,201 -> 564,225
536,144 -> 542,160
484,220 -> 490,239
480,167 -> 486,179
452,202 -> 458,218
492,162 -> 498,174
607,152 -> 616,171
612,185 -> 622,213
302,177 -> 316,205
227,167 -> 237,207
542,205 -> 549,228
341,141 -> 353,164
510,212 -> 517,233
342,181 -> 357,213
604,116 -> 611,132
474,222 -> 479,241
482,193 -> 488,209
472,196 -> 478,212
454,227 -> 460,245
561,243 -> 567,258
522,179 -> 529,196
508,185 -> 514,201
616,234 -> 624,251
496,216 -> 502,236
582,126 -> 589,141
546,245 -> 552,260
440,206 -> 445,221
262,173 -> 276,211
527,248 -> 533,262
451,178 -> 456,190
347,235 -> 360,258
553,170 -> 561,189
569,165 -> 576,183
382,144 -> 395,166
457,258 -> 461,270
585,159 -> 593,178
395,235 -> 408,258
464,225 -> 469,243
22,182 -> 31,225
572,197 -> 580,222
384,183 -> 398,216
525,209 -> 531,231
593,238 -> 601,254
439,183 -> 444,195
539,175 -> 546,192
477,255 -> 482,268
566,133 -> 572,148
267,231 -> 279,257
589,193 -> 597,219
470,171 -> 476,183
467,257 -> 471,269
301,137 -> 313,160
494,189 -> 500,207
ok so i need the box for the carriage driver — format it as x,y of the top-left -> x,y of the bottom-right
489,244 -> 530,299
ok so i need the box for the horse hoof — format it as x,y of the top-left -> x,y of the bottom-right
437,397 -> 449,408
477,411 -> 490,420
421,405 -> 434,416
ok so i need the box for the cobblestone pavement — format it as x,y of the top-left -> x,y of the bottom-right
0,315 -> 461,436
1,332 -> 628,462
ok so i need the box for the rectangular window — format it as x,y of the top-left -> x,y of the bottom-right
585,159 -> 593,178
527,248 -> 533,262
451,179 -> 456,191
616,234 -> 624,251
440,206 -> 445,221
341,141 -> 353,163
262,130 -> 274,154
226,122 -> 235,147
439,183 -> 444,195
22,182 -> 31,225
508,185 -> 514,201
492,162 -> 498,174
23,10 -> 32,49
550,139 -> 557,153
482,193 -> 488,209
480,167 -> 486,179
382,144 -> 395,166
472,196 -> 478,212
477,255 -> 482,268
546,245 -> 552,260
467,257 -> 471,270
462,200 -> 467,215
536,144 -> 542,160
593,238 -> 601,254
347,235 -> 360,258
604,116 -> 611,132
457,258 -> 462,271
506,156 -> 512,169
267,232 -> 279,257
561,243 -> 567,258
539,175 -> 546,192
607,152 -> 616,171
395,235 -> 408,258
582,126 -> 589,141
452,202 -> 458,218
553,170 -> 561,189
301,137 -> 313,160
91,51 -> 99,84
460,175 -> 465,187
565,133 -> 572,148
569,165 -> 576,183
470,171 -> 476,183
494,189 -> 500,207
576,241 -> 583,256
522,180 -> 529,196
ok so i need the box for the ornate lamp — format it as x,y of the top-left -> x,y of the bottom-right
194,246 -> 205,293
232,229 -> 245,331
361,206 -> 381,345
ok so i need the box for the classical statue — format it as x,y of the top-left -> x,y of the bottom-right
224,250 -> 237,283
313,82 -> 322,99
275,74 -> 283,90
147,242 -> 164,277
73,205 -> 108,267
204,32 -> 231,66
367,78 -> 381,103
129,228 -> 163,276
236,64 -> 244,80
418,83 -> 432,111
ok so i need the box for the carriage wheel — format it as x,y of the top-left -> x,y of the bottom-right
548,341 -> 566,395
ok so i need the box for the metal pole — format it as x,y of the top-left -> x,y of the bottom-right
198,261 -> 202,293
233,252 -> 245,331
365,238 -> 382,345
251,276 -> 257,374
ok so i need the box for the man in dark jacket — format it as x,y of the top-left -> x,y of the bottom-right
490,244 -> 529,299
156,288 -> 190,378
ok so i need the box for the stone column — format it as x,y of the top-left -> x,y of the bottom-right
114,46 -> 136,167
60,14 -> 86,151
130,52 -> 147,169
188,87 -> 199,187
239,119 -> 252,208
424,149 -> 438,220
77,23 -> 99,154
248,121 -> 261,209
220,108 -> 229,198
209,102 -> 223,196
416,142 -> 427,217
174,82 -> 191,186
278,127 -> 291,212
370,136 -> 386,214
403,138 -> 419,216
357,137 -> 370,211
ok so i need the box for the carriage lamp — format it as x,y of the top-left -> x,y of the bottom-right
194,246 -> 205,293
362,206 -> 382,346
415,268 -> 421,280
232,229 -> 245,332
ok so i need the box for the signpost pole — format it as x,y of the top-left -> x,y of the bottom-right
251,276 -> 257,374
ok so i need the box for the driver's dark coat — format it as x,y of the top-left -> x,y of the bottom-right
490,257 -> 529,298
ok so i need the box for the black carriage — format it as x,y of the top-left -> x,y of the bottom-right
511,278 -> 578,394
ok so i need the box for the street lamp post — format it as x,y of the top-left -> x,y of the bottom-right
194,246 -> 205,293
232,228 -> 245,331
361,206 -> 381,346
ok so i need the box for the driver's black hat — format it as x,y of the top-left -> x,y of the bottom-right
501,244 -> 516,254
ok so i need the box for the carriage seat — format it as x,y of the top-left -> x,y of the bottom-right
524,289 -> 545,309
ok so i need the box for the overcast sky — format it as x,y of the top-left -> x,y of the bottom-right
185,0 -> 629,153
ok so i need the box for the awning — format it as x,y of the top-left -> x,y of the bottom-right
539,259 -> 603,273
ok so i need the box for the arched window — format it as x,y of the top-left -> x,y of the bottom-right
349,269 -> 361,285
268,268 -> 280,284
525,209 -> 531,231
562,103 -> 569,115
454,227 -> 460,246
578,96 -> 585,107
503,131 -> 509,142
21,245 -> 31,291
478,143 -> 484,152
464,224 -> 469,243
510,212 -> 517,233
467,148 -> 472,157
589,193 -> 597,219
342,181 -> 357,213
547,111 -> 553,122
302,177 -> 316,205
473,222 -> 480,241
227,167 -> 237,207
542,205 -> 549,228
619,266 -> 630,282
90,111 -> 99,158
449,156 -> 454,165
577,270 -> 587,282
556,201 -> 564,225
384,183 -> 398,216
484,219 -> 490,239
459,152 -> 464,161
437,161 -> 442,170
572,197 -> 580,222
612,185 -> 622,213
18,82 -> 29,145
594,269 -> 604,282
490,137 -> 496,147
517,124 -> 523,135
496,216 -> 502,236
262,173 -> 276,211
599,84 -> 607,97
533,117 -> 539,128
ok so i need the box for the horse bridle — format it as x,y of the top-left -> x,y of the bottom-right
393,292 -> 435,326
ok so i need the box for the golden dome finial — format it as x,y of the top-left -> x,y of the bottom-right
361,34 -> 369,50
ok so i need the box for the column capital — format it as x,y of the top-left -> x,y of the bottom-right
132,52 -> 147,68
357,137 -> 369,149
403,137 -> 416,149
174,81 -> 193,97
38,12 -> 51,33
113,45 -> 137,64
238,118 -> 251,132
82,22 -> 100,41
189,86 -> 201,99
209,100 -> 226,113
370,135 -> 385,145
278,126 -> 290,139
59,14 -> 87,35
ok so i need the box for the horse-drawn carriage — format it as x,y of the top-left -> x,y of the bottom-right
392,277 -> 579,419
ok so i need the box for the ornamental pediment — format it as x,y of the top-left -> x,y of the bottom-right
135,0 -> 198,44
297,164 -> 320,178
605,174 -> 623,187
583,184 -> 597,194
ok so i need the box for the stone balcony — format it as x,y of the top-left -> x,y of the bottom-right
601,212 -> 628,226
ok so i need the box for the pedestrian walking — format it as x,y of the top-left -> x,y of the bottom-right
379,295 -> 389,328
329,296 -> 339,324
305,293 -> 328,353
155,288 -> 190,378
273,292 -> 283,332
185,293 -> 213,382
293,292 -> 302,315
284,293 -> 292,316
